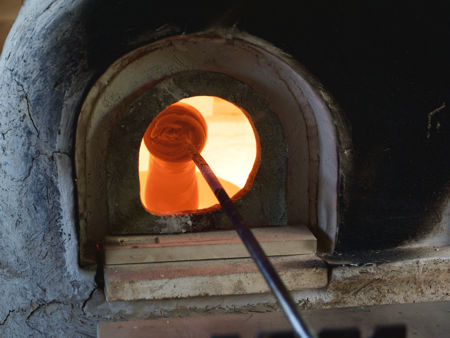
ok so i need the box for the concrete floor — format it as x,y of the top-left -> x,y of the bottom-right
98,301 -> 450,337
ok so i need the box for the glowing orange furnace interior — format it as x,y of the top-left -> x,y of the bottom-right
139,96 -> 260,215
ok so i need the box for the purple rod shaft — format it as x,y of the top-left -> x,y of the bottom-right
191,151 -> 316,338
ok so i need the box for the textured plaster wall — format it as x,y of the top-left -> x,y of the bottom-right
0,1 -> 95,335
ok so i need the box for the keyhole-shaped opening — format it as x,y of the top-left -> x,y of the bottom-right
139,96 -> 260,215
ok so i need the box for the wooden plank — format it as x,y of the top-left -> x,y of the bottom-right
104,254 -> 327,301
98,312 -> 291,338
104,226 -> 316,265
98,302 -> 450,338
0,20 -> 15,49
0,0 -> 22,21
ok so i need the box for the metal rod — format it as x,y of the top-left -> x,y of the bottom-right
191,151 -> 317,338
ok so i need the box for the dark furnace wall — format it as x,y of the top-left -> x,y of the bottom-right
83,0 -> 450,251
233,1 -> 450,251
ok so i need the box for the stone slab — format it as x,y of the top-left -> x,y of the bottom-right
105,254 -> 327,301
326,246 -> 450,307
104,226 -> 316,264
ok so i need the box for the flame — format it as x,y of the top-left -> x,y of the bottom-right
139,96 -> 258,214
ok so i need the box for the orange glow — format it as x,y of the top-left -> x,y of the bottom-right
139,96 -> 259,215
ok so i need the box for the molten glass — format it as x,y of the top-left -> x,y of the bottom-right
139,96 -> 259,215
143,102 -> 207,214
143,102 -> 207,162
